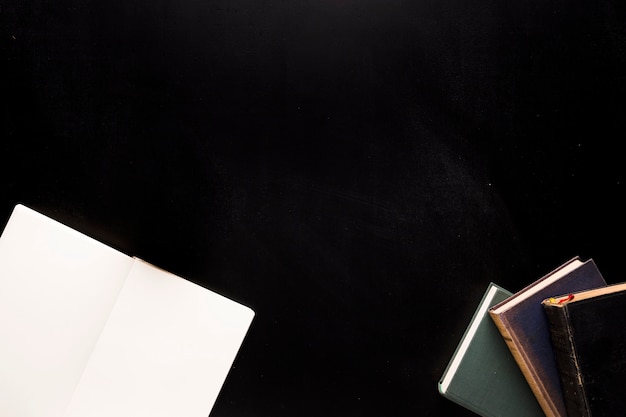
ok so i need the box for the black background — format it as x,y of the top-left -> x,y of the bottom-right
2,0 -> 625,415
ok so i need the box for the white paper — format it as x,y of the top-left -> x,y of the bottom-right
0,205 -> 254,417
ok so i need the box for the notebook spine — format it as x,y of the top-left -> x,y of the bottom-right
542,303 -> 590,417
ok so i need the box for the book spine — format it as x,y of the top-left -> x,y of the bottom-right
542,304 -> 590,417
488,311 -> 559,417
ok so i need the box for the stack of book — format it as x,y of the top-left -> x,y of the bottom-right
439,256 -> 626,417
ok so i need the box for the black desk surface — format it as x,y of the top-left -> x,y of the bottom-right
2,0 -> 625,415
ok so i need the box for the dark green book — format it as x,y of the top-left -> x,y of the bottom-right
438,282 -> 544,417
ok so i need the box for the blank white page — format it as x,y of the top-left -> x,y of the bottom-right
0,205 -> 134,417
63,258 -> 255,417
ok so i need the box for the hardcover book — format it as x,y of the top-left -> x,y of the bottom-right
488,257 -> 607,417
0,204 -> 255,417
542,282 -> 626,417
438,282 -> 544,417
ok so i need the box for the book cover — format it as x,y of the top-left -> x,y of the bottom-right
438,282 -> 544,417
542,282 -> 626,417
0,204 -> 255,417
487,257 -> 607,417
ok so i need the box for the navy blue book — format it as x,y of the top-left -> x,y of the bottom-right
488,257 -> 607,417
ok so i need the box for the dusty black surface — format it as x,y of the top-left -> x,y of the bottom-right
2,0 -> 625,415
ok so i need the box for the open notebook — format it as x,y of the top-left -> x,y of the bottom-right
0,204 -> 255,417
